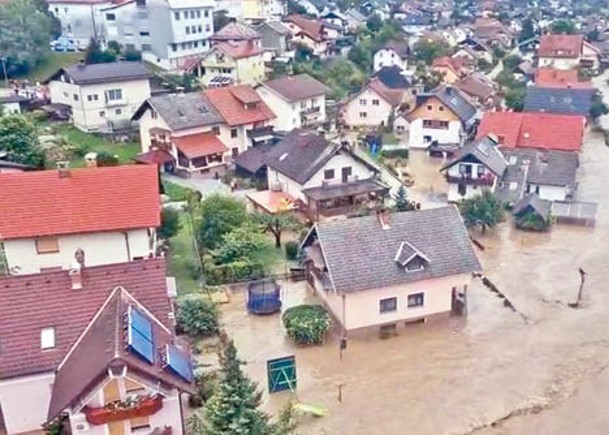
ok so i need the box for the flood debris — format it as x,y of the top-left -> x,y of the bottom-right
568,268 -> 587,309
474,273 -> 530,323
470,237 -> 485,251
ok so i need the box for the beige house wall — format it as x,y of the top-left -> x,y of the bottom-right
343,88 -> 393,128
0,372 -> 55,434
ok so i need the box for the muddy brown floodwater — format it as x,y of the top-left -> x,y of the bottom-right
218,76 -> 609,435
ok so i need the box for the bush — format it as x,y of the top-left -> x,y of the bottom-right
95,150 -> 119,166
159,208 -> 180,239
380,148 -> 409,159
176,295 -> 220,337
285,241 -> 299,261
162,180 -> 197,202
282,305 -> 331,345
189,368 -> 219,407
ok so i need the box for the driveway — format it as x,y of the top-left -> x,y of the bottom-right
162,173 -> 255,200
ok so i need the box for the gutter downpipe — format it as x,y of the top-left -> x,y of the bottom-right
123,231 -> 131,261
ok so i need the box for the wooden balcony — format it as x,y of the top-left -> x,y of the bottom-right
83,394 -> 163,425
445,173 -> 495,186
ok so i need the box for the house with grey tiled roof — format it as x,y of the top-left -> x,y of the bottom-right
301,206 -> 481,332
262,130 -> 388,220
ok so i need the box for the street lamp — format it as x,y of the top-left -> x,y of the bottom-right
0,57 -> 8,89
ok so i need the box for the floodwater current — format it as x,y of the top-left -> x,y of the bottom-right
219,74 -> 609,434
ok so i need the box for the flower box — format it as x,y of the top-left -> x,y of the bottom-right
83,394 -> 163,425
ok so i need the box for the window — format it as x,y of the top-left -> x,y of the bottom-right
171,43 -> 177,52
115,108 -> 122,115
183,11 -> 188,19
62,91 -> 68,98
439,105 -> 445,111
438,121 -> 448,129
174,11 -> 180,20
151,110 -> 158,119
191,25 -> 197,33
130,416 -> 151,432
189,10 -> 195,18
230,128 -> 238,138
426,104 -> 432,110
73,94 -> 79,101
106,13 -> 116,20
106,89 -> 123,101
87,95 -> 93,102
372,99 -> 379,106
36,238 -> 59,254
196,9 -> 201,18
379,297 -> 397,313
359,112 -> 367,118
186,26 -> 190,34
212,126 -> 220,135
359,98 -> 367,105
407,292 -> 424,308
204,9 -> 209,17
194,41 -> 198,48
205,24 -> 211,32
324,169 -> 334,179
477,165 -> 485,178
423,119 -> 432,127
423,135 -> 432,142
140,30 -> 150,36
41,327 -> 56,349
142,43 -> 151,51
197,25 -> 202,33
458,164 -> 468,174
535,185 -> 540,194
99,110 -> 106,117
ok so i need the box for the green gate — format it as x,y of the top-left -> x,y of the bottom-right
267,356 -> 297,394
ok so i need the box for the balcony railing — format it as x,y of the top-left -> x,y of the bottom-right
300,106 -> 321,115
445,173 -> 495,186
83,394 -> 163,425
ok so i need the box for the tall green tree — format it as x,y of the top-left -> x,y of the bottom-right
205,334 -> 272,435
0,115 -> 44,166
0,0 -> 54,76
393,185 -> 415,212
254,212 -> 300,248
551,20 -> 576,35
458,190 -> 503,233
84,38 -> 117,64
519,18 -> 536,42
366,13 -> 383,33
197,194 -> 249,251
413,39 -> 450,65
348,43 -> 373,72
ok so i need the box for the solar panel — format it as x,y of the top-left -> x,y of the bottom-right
127,326 -> 155,364
165,345 -> 193,382
129,306 -> 152,340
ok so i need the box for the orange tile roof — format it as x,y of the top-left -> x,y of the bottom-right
172,132 -> 228,158
204,85 -> 276,126
246,190 -> 297,214
539,34 -> 584,58
0,165 -> 160,240
216,41 -> 262,59
432,56 -> 465,78
369,78 -> 404,107
476,112 -> 585,152
284,15 -> 324,41
534,68 -> 592,89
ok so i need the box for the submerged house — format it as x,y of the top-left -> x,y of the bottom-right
512,194 -> 552,231
301,206 -> 481,333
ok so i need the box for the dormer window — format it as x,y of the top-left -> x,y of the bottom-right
41,327 -> 56,349
395,241 -> 429,272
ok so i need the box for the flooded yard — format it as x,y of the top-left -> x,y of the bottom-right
219,79 -> 609,433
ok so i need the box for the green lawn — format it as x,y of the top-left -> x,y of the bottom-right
25,52 -> 85,83
169,213 -> 203,295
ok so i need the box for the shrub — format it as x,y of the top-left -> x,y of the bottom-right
282,305 -> 331,345
176,295 -> 220,337
95,150 -> 119,167
284,241 -> 299,261
380,148 -> 409,159
162,180 -> 196,202
159,208 -> 180,239
189,368 -> 219,407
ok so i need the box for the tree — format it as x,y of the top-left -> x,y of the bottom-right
84,38 -> 117,64
0,0 -> 55,76
212,224 -> 269,264
590,95 -> 609,119
458,190 -> 503,233
213,10 -> 232,32
286,0 -> 308,16
204,334 -> 272,435
197,194 -> 249,251
587,29 -> 601,42
95,150 -> 119,166
551,20 -> 576,35
413,39 -> 450,65
0,115 -> 43,166
477,58 -> 493,72
254,212 -> 299,248
176,295 -> 219,337
393,185 -> 415,212
504,87 -> 526,111
124,49 -> 142,61
366,13 -> 383,33
348,43 -> 373,72
502,54 -> 523,71
519,17 -> 536,42
159,208 -> 180,239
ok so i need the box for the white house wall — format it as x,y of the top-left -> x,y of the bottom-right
0,372 -> 55,434
373,48 -> 407,72
528,184 -> 568,201
257,86 -> 326,131
409,119 -> 463,148
343,88 -> 393,128
304,152 -> 375,188
3,228 -> 152,274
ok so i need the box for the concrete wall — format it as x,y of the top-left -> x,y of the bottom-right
49,78 -> 151,132
538,56 -> 580,70
447,182 -> 487,202
0,372 -> 55,434
342,87 -> 393,128
373,48 -> 407,72
314,274 -> 472,331
409,119 -> 463,148
49,1 -> 109,45
3,228 -> 152,274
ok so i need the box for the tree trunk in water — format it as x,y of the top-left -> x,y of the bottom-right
275,231 -> 281,248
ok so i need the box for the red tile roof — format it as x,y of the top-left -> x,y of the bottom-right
215,41 -> 262,59
205,85 -> 276,126
284,15 -> 324,42
134,150 -> 175,165
0,165 -> 160,240
539,34 -> 584,58
476,112 -> 585,152
0,259 -> 171,379
432,56 -> 466,77
534,68 -> 592,89
369,78 -> 404,107
172,132 -> 228,158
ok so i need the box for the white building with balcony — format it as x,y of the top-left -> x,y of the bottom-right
47,62 -> 151,132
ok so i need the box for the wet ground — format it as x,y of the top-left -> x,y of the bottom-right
218,74 -> 609,434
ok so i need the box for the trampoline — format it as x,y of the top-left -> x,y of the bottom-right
247,278 -> 282,315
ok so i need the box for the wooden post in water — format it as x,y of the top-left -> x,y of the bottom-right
570,268 -> 586,308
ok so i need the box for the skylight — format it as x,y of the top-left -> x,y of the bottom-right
41,327 -> 55,349
279,152 -> 289,161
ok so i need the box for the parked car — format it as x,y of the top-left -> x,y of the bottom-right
50,37 -> 78,52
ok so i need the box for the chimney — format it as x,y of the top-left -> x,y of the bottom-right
57,161 -> 71,178
69,263 -> 83,290
378,208 -> 391,230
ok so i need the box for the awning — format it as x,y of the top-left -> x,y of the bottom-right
134,150 -> 174,165
302,179 -> 389,201
172,132 -> 228,159
246,190 -> 297,214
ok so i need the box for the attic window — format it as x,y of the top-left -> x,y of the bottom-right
394,242 -> 429,272
509,155 -> 517,165
41,327 -> 56,349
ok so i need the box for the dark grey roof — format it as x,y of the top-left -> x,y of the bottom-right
132,93 -> 223,131
524,87 -> 594,116
442,136 -> 507,176
371,66 -> 411,89
233,144 -> 273,174
0,159 -> 36,171
310,206 -> 481,293
256,20 -> 291,35
513,194 -> 552,220
261,74 -> 331,102
50,62 -> 150,85
419,86 -> 477,123
502,148 -> 578,187
302,178 -> 388,201
263,130 -> 341,184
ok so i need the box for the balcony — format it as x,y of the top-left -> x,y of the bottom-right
445,173 -> 495,186
83,394 -> 163,425
300,106 -> 321,115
